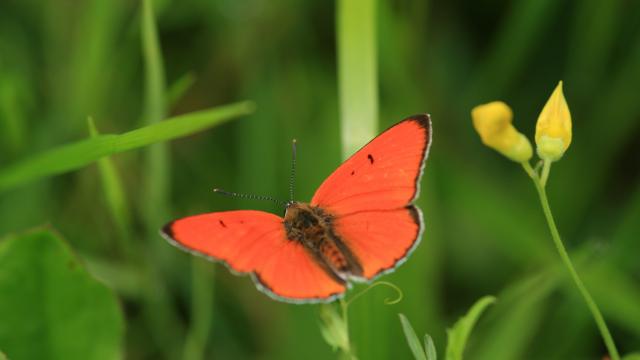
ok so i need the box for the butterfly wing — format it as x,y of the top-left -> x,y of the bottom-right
332,206 -> 422,279
161,210 -> 346,302
311,115 -> 431,214
311,115 -> 431,280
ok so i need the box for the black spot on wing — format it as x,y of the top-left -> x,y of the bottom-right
350,170 -> 355,176
367,154 -> 374,164
219,219 -> 227,228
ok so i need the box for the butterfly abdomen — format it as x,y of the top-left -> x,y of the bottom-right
284,203 -> 363,279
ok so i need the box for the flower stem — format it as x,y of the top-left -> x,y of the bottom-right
340,299 -> 350,345
521,162 -> 620,360
540,159 -> 551,187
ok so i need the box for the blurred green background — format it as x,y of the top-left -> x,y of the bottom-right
0,0 -> 639,359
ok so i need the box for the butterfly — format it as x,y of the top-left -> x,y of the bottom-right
161,114 -> 432,303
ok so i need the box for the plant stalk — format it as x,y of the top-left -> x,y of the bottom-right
339,299 -> 355,360
522,162 -> 620,360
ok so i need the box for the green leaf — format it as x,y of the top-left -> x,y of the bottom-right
399,314 -> 427,360
140,0 -> 169,230
337,0 -> 378,158
0,228 -> 124,359
446,296 -> 496,360
141,0 -> 166,126
319,304 -> 350,354
0,100 -> 254,193
473,273 -> 554,359
622,353 -> 640,360
425,334 -> 437,360
337,0 -> 380,358
167,72 -> 196,108
87,118 -> 132,251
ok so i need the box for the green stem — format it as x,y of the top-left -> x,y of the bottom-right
521,162 -> 620,360
339,299 -> 352,357
540,159 -> 551,187
183,259 -> 214,360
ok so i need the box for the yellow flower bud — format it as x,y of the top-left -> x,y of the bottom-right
472,101 -> 533,162
535,81 -> 572,161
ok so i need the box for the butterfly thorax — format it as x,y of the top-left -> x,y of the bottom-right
284,202 -> 363,281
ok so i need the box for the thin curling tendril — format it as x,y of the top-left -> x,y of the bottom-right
345,281 -> 403,307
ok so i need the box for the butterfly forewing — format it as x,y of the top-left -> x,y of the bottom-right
162,210 -> 346,302
311,115 -> 431,215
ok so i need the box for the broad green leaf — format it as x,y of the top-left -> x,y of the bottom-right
0,100 -> 254,193
446,296 -> 496,360
425,334 -> 437,360
0,228 -> 124,359
622,353 -> 640,360
399,314 -> 427,360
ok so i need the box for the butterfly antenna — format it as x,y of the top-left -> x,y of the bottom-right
213,188 -> 288,207
289,139 -> 297,202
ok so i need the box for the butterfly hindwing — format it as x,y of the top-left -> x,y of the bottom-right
333,206 -> 423,279
161,210 -> 346,302
311,115 -> 431,279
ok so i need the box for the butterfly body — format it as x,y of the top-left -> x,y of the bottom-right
283,202 -> 363,282
162,115 -> 432,303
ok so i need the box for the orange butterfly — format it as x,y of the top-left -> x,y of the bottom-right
161,115 -> 432,303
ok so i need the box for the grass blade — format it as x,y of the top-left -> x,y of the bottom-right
168,72 -> 196,107
87,118 -> 132,255
183,259 -> 215,360
425,334 -> 437,360
445,296 -> 496,360
474,273 -> 555,359
141,0 -> 168,228
337,0 -> 379,358
337,0 -> 378,158
399,314 -> 428,360
0,101 -> 254,193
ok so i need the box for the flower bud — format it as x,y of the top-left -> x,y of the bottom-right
535,81 -> 572,161
472,101 -> 533,162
